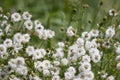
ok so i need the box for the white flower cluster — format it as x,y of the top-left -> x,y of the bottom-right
0,10 -> 54,80
0,9 -> 118,80
115,44 -> 120,70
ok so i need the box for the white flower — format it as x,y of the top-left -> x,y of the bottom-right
0,72 -> 7,79
73,78 -> 84,80
61,58 -> 68,66
13,33 -> 23,43
115,55 -> 120,62
0,29 -> 3,36
8,59 -> 17,69
89,48 -> 100,55
79,62 -> 91,72
5,24 -> 11,34
68,44 -> 79,55
22,11 -> 32,20
116,47 -> 120,55
15,57 -> 25,66
106,26 -> 115,38
51,67 -> 60,75
116,63 -> 120,70
106,75 -> 114,80
90,29 -> 99,37
54,48 -> 64,58
1,52 -> 8,59
101,72 -> 108,78
1,20 -> 7,27
16,65 -> 28,75
52,75 -> 60,80
109,9 -> 117,16
64,72 -> 74,80
91,53 -> 101,63
38,30 -> 48,40
46,30 -> 55,38
34,61 -> 41,69
24,20 -> 33,30
85,41 -> 97,50
33,48 -> 46,60
54,61 -> 60,66
82,31 -> 91,40
33,49 -> 43,60
32,76 -> 42,80
39,64 -> 47,72
83,71 -> 94,80
0,44 -> 7,54
3,39 -> 13,47
34,20 -> 42,27
43,69 -> 50,76
3,66 -> 13,74
35,23 -> 44,33
42,60 -> 51,69
3,15 -> 8,20
78,47 -> 86,57
26,46 -> 35,56
67,66 -> 76,74
82,55 -> 91,62
58,42 -> 65,48
76,38 -> 84,46
9,77 -> 21,80
13,42 -> 23,53
22,33 -> 30,43
67,26 -> 75,37
11,12 -> 21,22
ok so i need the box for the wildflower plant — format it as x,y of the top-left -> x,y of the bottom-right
0,0 -> 120,80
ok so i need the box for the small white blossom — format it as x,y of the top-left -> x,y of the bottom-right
116,63 -> 120,70
90,29 -> 99,37
64,72 -> 74,80
0,44 -> 7,54
91,53 -> 101,63
24,20 -> 33,30
53,61 -> 60,66
22,33 -> 30,43
106,26 -> 115,38
43,69 -> 50,76
106,75 -> 114,80
83,71 -> 94,80
52,75 -> 60,80
76,38 -> 84,46
67,26 -> 75,37
0,29 -> 3,36
13,33 -> 23,43
82,55 -> 91,62
22,11 -> 32,20
26,46 -> 35,56
11,12 -> 21,22
15,57 -> 25,66
82,31 -> 91,40
79,62 -> 91,72
61,58 -> 69,66
116,47 -> 120,55
16,65 -> 28,75
109,9 -> 117,16
4,39 -> 13,47
9,77 -> 21,80
8,59 -> 17,69
115,55 -> 120,62
67,66 -> 76,74
58,42 -> 65,48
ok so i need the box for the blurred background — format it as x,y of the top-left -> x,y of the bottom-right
0,0 -> 120,46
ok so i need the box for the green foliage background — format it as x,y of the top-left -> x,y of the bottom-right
0,0 -> 120,42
